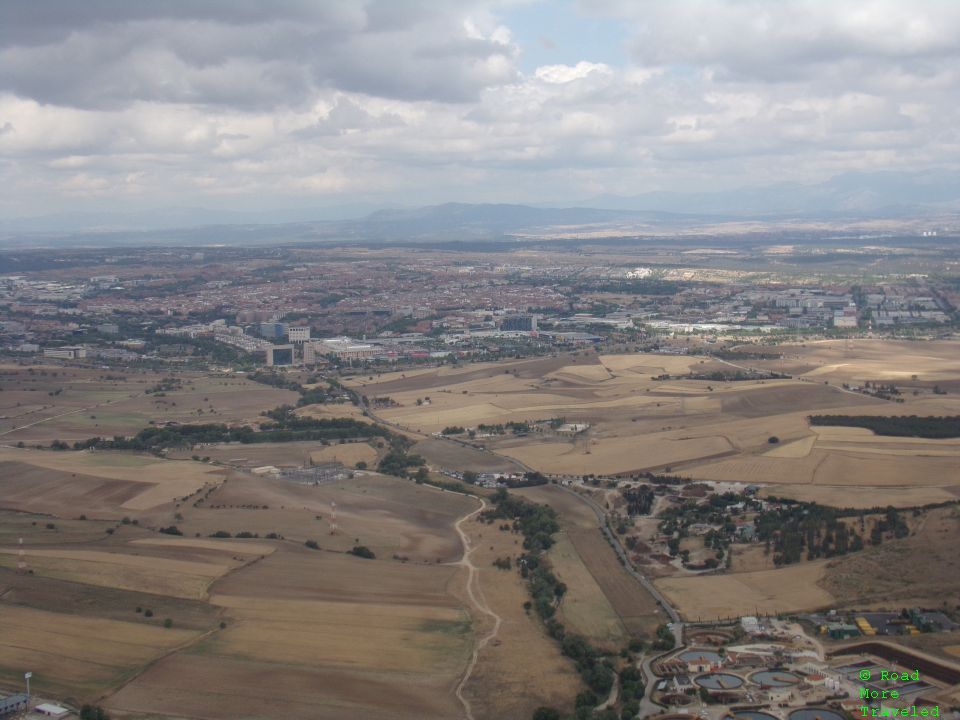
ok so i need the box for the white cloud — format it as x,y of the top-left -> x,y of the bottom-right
0,0 -> 958,215
535,61 -> 613,84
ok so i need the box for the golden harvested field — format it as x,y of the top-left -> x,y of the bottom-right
0,447 -> 223,515
654,560 -> 835,620
791,339 -> 960,382
759,484 -> 960,508
105,653 -> 460,720
517,485 -> 664,638
169,439 -> 380,469
0,547 -> 233,599
297,401 -> 369,422
107,542 -> 476,720
548,532 -> 627,649
310,441 -> 378,467
1,458 -> 488,718
207,594 -> 469,672
0,605 -> 198,699
500,432 -> 734,475
130,537 -> 278,556
176,472 -> 473,562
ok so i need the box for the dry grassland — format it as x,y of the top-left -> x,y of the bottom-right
459,516 -> 581,720
0,367 -> 297,443
309,442 -> 378,467
207,595 -> 469,673
413,437 -> 519,473
0,605 -> 197,699
548,532 -> 627,648
0,448 -> 222,514
106,653 -> 461,720
106,541 -> 475,720
130,537 -> 277,556
178,473 -> 473,562
655,561 -> 835,620
758,484 -> 960,507
501,432 -> 733,475
820,507 -> 960,609
517,485 -> 663,638
763,434 -> 817,457
296,401 -> 369,422
792,340 -> 960,382
0,548 -> 231,599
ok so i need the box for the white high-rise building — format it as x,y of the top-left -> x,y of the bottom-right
287,326 -> 311,343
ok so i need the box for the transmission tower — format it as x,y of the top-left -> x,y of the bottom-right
329,501 -> 338,535
16,537 -> 28,574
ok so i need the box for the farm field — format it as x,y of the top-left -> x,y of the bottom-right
174,472 -> 473,562
0,441 -> 497,719
0,365 -> 297,444
343,345 -> 960,509
0,447 -> 224,517
516,484 -> 664,640
106,543 -> 476,720
0,605 -> 199,701
168,439 -> 381,470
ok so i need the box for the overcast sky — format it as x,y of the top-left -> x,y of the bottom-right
1,0 -> 958,218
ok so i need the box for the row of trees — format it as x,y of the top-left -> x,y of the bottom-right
74,408 -> 395,453
482,490 -> 643,720
809,414 -> 960,438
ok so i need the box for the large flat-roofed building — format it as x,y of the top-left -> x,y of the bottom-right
259,321 -> 286,339
0,694 -> 28,717
43,345 -> 87,360
312,337 -> 377,361
500,314 -> 537,332
266,344 -> 295,366
287,326 -> 311,343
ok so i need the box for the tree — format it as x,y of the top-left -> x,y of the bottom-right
463,470 -> 479,485
350,545 -> 375,559
80,706 -> 110,720
532,708 -> 561,720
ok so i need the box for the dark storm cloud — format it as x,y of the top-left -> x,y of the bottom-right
0,0 -> 517,109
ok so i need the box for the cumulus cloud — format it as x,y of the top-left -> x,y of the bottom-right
0,0 -> 957,216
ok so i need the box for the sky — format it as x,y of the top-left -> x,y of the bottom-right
0,0 -> 958,220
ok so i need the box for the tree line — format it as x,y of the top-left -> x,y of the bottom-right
808,414 -> 960,439
482,489 -> 644,720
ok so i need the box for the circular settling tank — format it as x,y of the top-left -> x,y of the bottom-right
788,709 -> 845,720
732,712 -> 779,720
751,670 -> 801,687
680,650 -> 723,664
695,673 -> 744,690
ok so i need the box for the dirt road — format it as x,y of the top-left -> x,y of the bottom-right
452,497 -> 502,720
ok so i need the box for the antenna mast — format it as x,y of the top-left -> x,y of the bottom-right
329,501 -> 337,534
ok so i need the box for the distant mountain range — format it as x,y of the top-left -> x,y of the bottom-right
574,170 -> 960,217
0,170 -> 957,247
